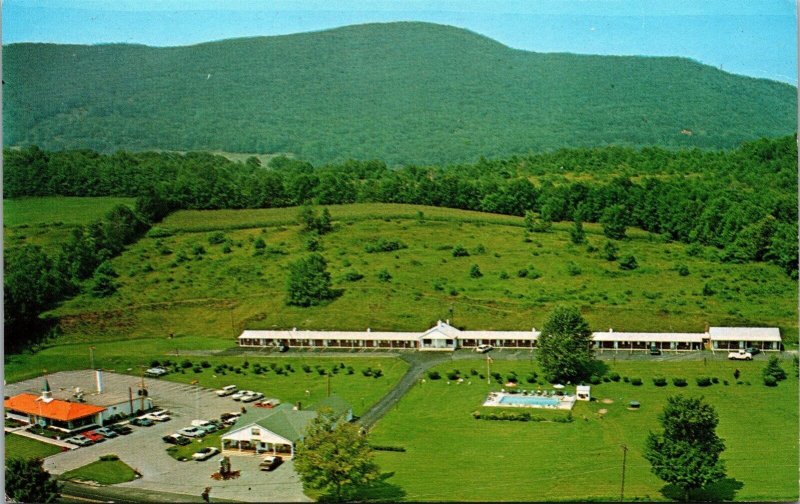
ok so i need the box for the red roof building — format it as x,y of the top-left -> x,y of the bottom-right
5,393 -> 105,431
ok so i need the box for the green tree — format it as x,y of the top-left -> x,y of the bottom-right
644,395 -> 726,501
5,457 -> 60,503
600,204 -> 627,240
537,306 -> 594,383
285,254 -> 337,307
524,210 -> 551,233
619,255 -> 638,270
469,264 -> 483,278
570,219 -> 586,244
762,356 -> 786,383
294,411 -> 379,501
602,241 -> 618,261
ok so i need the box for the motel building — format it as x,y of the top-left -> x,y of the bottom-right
5,380 -> 105,434
238,320 -> 781,353
221,395 -> 353,458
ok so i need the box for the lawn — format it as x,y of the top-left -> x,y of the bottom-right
4,434 -> 63,460
3,196 -> 136,252
60,457 -> 138,485
166,428 -> 230,461
367,357 -> 798,502
46,204 -> 797,349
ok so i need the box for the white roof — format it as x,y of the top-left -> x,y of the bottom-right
460,331 -> 540,341
592,332 -> 705,343
708,327 -> 781,342
238,330 -> 420,342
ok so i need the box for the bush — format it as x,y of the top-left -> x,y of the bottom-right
302,364 -> 312,373
525,374 -> 537,384
517,268 -> 529,278
373,369 -> 383,379
180,359 -> 193,369
498,271 -> 509,280
630,377 -> 642,386
733,369 -> 741,380
346,366 -> 354,375
377,269 -> 392,282
451,244 -> 470,257
622,376 -> 630,383
764,375 -> 778,387
365,239 -> 407,253
609,372 -> 621,382
254,238 -> 266,250
589,375 -> 601,385
763,356 -> 787,382
696,376 -> 711,387
369,445 -> 406,452
672,377 -> 688,387
469,264 -> 483,278
193,366 -> 203,373
652,377 -> 667,387
711,377 -> 719,384
208,232 -> 226,244
99,454 -> 119,461
723,380 -> 729,385
566,262 -> 581,276
619,255 -> 638,270
427,370 -> 441,380
445,371 -> 459,380
602,376 -> 610,382
677,264 -> 690,276
343,271 -> 364,282
150,360 -> 161,368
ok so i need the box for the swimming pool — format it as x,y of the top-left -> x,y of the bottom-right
498,395 -> 560,407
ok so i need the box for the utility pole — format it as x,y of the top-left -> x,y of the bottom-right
620,444 -> 628,502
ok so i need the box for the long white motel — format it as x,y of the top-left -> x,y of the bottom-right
238,320 -> 782,352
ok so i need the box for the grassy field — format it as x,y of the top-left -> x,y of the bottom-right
4,434 -> 64,460
48,204 -> 797,348
367,358 -> 798,502
3,196 -> 136,251
60,457 -> 138,485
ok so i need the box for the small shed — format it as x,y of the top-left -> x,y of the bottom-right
576,385 -> 591,401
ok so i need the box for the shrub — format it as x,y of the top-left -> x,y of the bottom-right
180,359 -> 193,369
566,262 -> 581,276
208,232 -> 226,244
427,370 -> 441,380
302,364 -> 312,373
451,244 -> 470,257
369,445 -> 406,452
652,376 -> 667,387
619,255 -> 638,270
589,375 -> 601,385
517,268 -> 529,278
99,454 -> 119,461
695,376 -> 711,387
630,377 -> 642,386
150,360 -> 161,368
373,369 -> 383,379
764,375 -> 778,387
603,241 -> 618,261
609,372 -> 620,382
711,377 -> 719,384
377,269 -> 392,282
498,271 -> 510,280
470,369 -> 478,376
506,374 -> 518,384
343,271 -> 364,282
365,239 -> 407,253
672,377 -> 688,387
763,356 -> 787,382
242,360 -> 249,369
193,366 -> 203,373
602,376 -> 610,382
254,238 -> 266,249
723,380 -> 729,385
733,369 -> 740,379
318,368 -> 328,376
525,374 -> 537,384
622,376 -> 630,383
346,366 -> 354,375
445,371 -> 460,380
469,264 -> 483,278
677,264 -> 690,276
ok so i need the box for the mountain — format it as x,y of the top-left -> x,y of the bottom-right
4,22 -> 796,165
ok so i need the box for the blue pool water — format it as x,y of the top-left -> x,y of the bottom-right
498,395 -> 560,407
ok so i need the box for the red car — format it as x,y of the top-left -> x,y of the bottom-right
81,430 -> 105,443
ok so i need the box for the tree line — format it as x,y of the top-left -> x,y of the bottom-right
6,136 -> 796,276
4,204 -> 150,352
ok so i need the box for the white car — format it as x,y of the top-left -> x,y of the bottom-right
241,392 -> 264,403
475,344 -> 493,353
728,350 -> 753,361
231,390 -> 252,401
144,367 -> 168,377
216,385 -> 237,397
178,426 -> 205,438
146,410 -> 171,422
192,447 -> 220,461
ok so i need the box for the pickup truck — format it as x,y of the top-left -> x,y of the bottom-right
728,350 -> 753,361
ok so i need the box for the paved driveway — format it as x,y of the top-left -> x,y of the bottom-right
20,371 -> 309,502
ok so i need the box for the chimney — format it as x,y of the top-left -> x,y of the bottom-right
367,328 -> 371,333
609,328 -> 613,334
95,370 -> 104,393
437,320 -> 443,327
446,319 -> 450,325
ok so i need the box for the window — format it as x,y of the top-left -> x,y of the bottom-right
251,427 -> 260,437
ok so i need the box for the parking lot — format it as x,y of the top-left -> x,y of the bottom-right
8,371 -> 309,502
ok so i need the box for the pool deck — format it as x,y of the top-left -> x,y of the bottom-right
483,391 -> 576,410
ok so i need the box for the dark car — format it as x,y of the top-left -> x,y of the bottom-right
745,347 -> 761,355
130,417 -> 155,427
259,455 -> 283,471
110,424 -> 133,435
162,434 -> 191,446
649,344 -> 661,355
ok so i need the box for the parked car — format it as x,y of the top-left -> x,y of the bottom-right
259,455 -> 283,471
192,447 -> 220,461
254,398 -> 281,409
231,390 -> 252,401
178,426 -> 205,438
216,385 -> 238,397
130,417 -> 155,427
649,344 -> 662,355
162,434 -> 191,446
66,436 -> 93,447
745,346 -> 761,355
110,424 -> 133,435
95,427 -> 118,438
144,367 -> 168,377
81,430 -> 105,443
241,392 -> 264,403
728,349 -> 753,361
475,344 -> 493,353
199,423 -> 219,434
220,412 -> 242,426
146,410 -> 171,422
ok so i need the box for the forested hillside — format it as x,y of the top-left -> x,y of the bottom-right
4,22 -> 796,165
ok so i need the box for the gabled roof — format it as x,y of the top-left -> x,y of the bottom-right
228,404 -> 316,442
309,394 -> 352,418
709,327 -> 781,342
592,332 -> 705,343
4,393 -> 105,422
420,321 -> 461,339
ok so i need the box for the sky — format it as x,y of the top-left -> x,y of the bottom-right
3,0 -> 797,85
